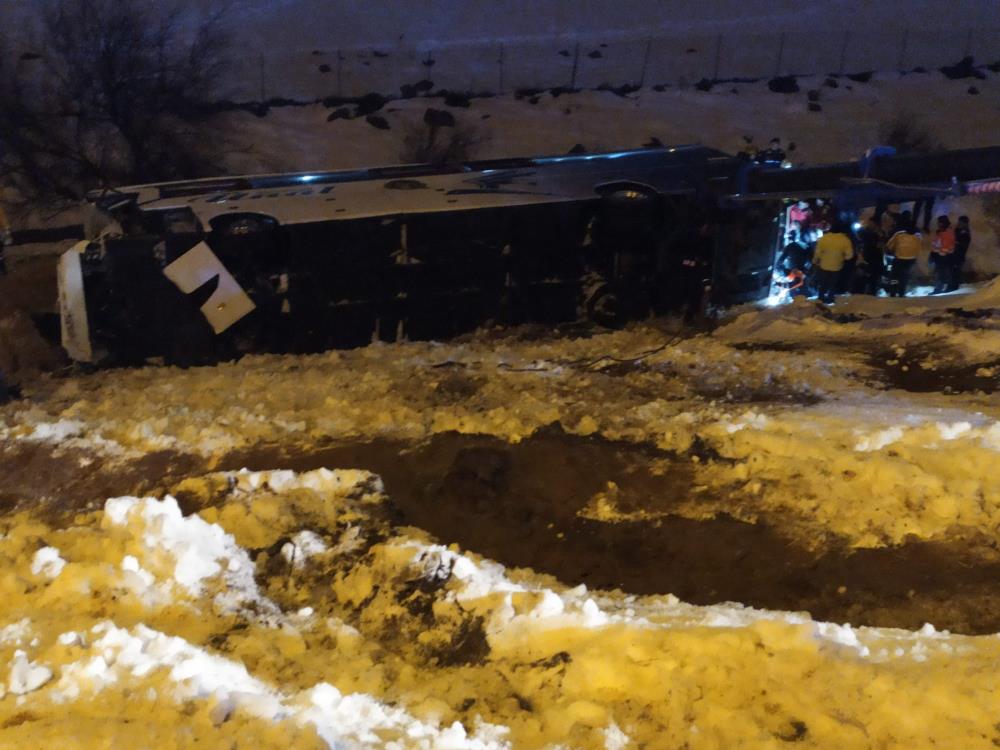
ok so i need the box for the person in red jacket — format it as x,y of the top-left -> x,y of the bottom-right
930,215 -> 956,294
788,201 -> 811,231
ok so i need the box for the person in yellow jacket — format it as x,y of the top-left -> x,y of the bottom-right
812,223 -> 854,303
885,212 -> 922,297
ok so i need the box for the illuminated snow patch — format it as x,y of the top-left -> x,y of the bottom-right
231,466 -> 382,496
721,410 -> 770,434
8,650 -> 53,695
854,426 -> 904,452
50,622 -> 511,748
937,422 -> 972,440
301,683 -> 510,749
103,494 -> 280,620
0,619 -> 33,646
281,530 -> 328,569
28,420 -> 84,441
104,495 -> 236,594
604,722 -> 631,750
30,547 -> 66,578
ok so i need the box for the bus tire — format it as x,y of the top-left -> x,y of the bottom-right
585,284 -> 626,328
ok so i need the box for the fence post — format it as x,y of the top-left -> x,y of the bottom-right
897,29 -> 908,70
258,54 -> 266,101
570,42 -> 580,89
774,32 -> 786,76
392,43 -> 401,99
713,33 -> 723,80
498,43 -> 505,94
838,30 -> 849,75
336,50 -> 344,98
638,38 -> 652,88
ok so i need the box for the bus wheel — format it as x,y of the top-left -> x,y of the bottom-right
585,284 -> 626,328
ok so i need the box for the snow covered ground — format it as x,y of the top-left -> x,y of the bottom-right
8,1 -> 999,100
1,466 -> 998,749
4,277 -> 1000,746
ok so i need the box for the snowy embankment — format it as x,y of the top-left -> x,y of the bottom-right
2,467 -> 999,749
5,282 -> 1000,550
4,286 -> 1000,744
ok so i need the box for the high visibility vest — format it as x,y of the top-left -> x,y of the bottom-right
887,231 -> 921,260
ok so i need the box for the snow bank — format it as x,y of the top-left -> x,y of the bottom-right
0,470 -> 511,748
49,621 -> 509,749
3,468 -> 1000,748
959,275 -> 1000,309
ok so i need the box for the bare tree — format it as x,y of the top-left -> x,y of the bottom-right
400,108 -> 487,166
877,111 -> 944,155
0,0 -> 231,206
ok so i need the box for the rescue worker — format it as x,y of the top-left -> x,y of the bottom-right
950,215 -> 971,292
677,222 -> 715,323
811,221 -> 854,304
0,203 -> 11,275
930,215 -> 955,294
737,136 -> 758,162
778,229 -> 810,273
788,201 -> 811,229
885,213 -> 921,297
857,216 -> 885,295
812,199 -> 833,233
758,138 -> 786,165
777,229 -> 811,297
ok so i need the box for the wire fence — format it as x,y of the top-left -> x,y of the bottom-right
224,27 -> 1000,101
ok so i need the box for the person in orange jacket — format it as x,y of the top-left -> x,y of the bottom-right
930,215 -> 956,294
885,211 -> 921,297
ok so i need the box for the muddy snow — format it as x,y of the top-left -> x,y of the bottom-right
4,282 -> 1000,746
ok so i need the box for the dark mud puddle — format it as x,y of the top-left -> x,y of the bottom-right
735,340 -> 1000,395
0,441 -> 205,520
870,348 -> 1000,394
226,429 -> 1000,635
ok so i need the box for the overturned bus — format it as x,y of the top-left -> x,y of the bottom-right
59,144 -> 1000,365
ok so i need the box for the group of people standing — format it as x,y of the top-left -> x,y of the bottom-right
778,200 -> 973,304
